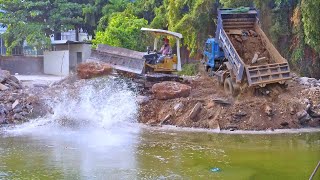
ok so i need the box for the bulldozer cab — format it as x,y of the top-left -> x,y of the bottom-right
141,28 -> 183,72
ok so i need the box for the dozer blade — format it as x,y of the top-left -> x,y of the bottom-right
90,44 -> 146,74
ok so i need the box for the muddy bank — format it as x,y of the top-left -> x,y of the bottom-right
138,73 -> 320,131
2,62 -> 319,131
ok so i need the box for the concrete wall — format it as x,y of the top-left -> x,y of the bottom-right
44,51 -> 69,76
0,56 -> 43,74
54,44 -> 91,71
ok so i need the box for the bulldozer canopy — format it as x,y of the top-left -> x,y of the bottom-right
141,28 -> 183,39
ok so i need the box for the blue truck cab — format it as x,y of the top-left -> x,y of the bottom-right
203,38 -> 225,74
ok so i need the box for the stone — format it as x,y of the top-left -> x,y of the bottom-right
206,101 -> 214,109
249,30 -> 257,37
234,111 -> 247,117
19,111 -> 29,116
77,62 -> 113,79
0,70 -> 10,83
152,81 -> 191,100
265,105 -> 273,116
8,75 -> 20,84
189,102 -> 202,120
12,100 -> 19,109
280,122 -> 289,126
13,113 -> 24,120
0,115 -> 6,124
289,106 -> 295,115
212,98 -> 231,106
0,83 -> 9,91
6,79 -> 22,89
173,102 -> 184,112
13,105 -> 23,113
160,114 -> 171,125
297,110 -> 311,125
0,104 -> 8,115
136,95 -> 150,105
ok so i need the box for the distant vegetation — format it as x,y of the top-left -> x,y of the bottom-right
0,0 -> 319,78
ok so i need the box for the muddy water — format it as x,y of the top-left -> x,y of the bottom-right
0,77 -> 319,179
0,127 -> 319,180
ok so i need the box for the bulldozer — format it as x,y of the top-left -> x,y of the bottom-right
89,28 -> 183,75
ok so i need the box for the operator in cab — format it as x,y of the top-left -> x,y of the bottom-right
157,38 -> 172,63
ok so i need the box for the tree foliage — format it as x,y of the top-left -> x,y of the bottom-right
0,0 -> 91,53
92,11 -> 148,51
301,0 -> 320,52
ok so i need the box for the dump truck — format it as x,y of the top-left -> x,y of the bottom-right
203,7 -> 291,95
89,28 -> 183,76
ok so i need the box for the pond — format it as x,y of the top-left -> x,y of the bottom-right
0,124 -> 319,180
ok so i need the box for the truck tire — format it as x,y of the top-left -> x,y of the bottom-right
224,78 -> 234,95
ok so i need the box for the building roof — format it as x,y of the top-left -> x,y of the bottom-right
51,40 -> 91,45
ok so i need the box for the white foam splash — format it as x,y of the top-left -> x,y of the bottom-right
5,77 -> 139,137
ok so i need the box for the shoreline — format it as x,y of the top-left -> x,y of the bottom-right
140,124 -> 320,135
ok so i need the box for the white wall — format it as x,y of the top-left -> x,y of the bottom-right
54,44 -> 92,70
44,50 -> 69,76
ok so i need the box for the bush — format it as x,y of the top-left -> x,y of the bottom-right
177,63 -> 198,76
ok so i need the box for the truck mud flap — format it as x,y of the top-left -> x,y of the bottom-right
246,63 -> 291,87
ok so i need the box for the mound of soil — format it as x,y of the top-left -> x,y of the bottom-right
228,30 -> 274,65
139,68 -> 320,131
77,62 -> 113,79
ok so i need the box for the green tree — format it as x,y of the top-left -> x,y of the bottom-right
0,0 -> 92,54
92,11 -> 148,51
301,0 -> 320,52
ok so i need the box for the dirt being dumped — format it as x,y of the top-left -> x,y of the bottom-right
139,70 -> 320,131
228,30 -> 274,65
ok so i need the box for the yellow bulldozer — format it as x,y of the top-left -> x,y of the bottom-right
90,28 -> 183,75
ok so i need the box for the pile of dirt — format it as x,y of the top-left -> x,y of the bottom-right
139,70 -> 320,131
228,30 -> 274,65
77,62 -> 113,79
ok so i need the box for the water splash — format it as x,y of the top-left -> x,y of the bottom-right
5,76 -> 140,136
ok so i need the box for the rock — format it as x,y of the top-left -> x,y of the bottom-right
19,111 -> 29,116
77,62 -> 113,79
0,104 -> 8,115
234,111 -> 247,117
0,83 -> 9,91
234,35 -> 243,42
249,30 -> 257,37
297,110 -> 311,125
212,98 -> 231,106
206,101 -> 214,109
160,114 -> 171,125
173,102 -> 184,112
0,115 -> 6,124
0,70 -> 10,83
136,95 -> 149,105
8,75 -> 20,84
280,122 -> 289,126
152,81 -> 191,100
13,113 -> 24,120
33,84 -> 49,88
12,100 -> 19,109
6,79 -> 22,89
13,105 -> 23,113
189,102 -> 202,121
265,105 -> 273,116
289,106 -> 295,115
226,124 -> 238,131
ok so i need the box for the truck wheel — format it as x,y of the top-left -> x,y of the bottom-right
224,78 -> 237,96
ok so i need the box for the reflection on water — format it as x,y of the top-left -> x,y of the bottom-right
0,77 -> 319,179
